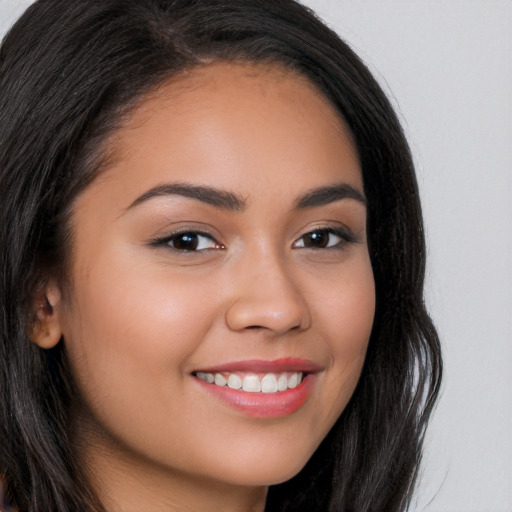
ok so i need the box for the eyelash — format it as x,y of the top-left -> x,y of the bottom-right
149,229 -> 224,252
292,227 -> 356,249
150,227 -> 356,253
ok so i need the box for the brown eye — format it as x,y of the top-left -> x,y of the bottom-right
294,228 -> 350,250
302,230 -> 331,248
171,233 -> 200,250
163,232 -> 221,251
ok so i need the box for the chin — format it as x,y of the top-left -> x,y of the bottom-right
208,445 -> 315,488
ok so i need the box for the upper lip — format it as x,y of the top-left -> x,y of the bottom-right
192,358 -> 323,374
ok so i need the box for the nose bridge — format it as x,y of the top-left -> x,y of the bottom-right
225,244 -> 311,334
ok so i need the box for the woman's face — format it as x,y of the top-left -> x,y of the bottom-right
55,62 -> 375,501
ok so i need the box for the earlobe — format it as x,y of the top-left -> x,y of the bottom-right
29,284 -> 63,349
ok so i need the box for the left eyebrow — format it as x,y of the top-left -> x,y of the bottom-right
293,183 -> 366,210
125,182 -> 246,212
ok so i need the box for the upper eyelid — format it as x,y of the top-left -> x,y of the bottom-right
295,225 -> 356,241
151,225 -> 220,241
149,229 -> 221,248
165,228 -> 216,238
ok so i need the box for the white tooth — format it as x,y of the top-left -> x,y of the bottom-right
277,374 -> 288,392
196,372 -> 208,382
227,374 -> 242,390
261,373 -> 278,393
242,375 -> 261,392
214,373 -> 227,387
206,373 -> 215,384
288,373 -> 299,389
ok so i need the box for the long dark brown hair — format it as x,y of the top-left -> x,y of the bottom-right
0,1 -> 442,510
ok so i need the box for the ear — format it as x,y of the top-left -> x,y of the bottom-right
29,283 -> 63,349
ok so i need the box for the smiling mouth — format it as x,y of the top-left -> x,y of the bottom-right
194,371 -> 304,393
191,359 -> 320,418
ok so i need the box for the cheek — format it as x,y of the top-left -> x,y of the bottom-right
61,250 -> 217,427
315,252 -> 375,348
312,256 -> 375,423
68,246 -> 214,351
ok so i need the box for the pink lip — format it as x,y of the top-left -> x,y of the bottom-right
192,358 -> 321,419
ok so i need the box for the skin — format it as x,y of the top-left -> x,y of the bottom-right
37,62 -> 375,511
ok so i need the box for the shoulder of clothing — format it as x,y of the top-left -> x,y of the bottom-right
0,475 -> 18,512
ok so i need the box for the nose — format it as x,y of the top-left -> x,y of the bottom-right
225,251 -> 311,335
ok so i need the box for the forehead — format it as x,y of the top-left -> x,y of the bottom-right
131,61 -> 343,129
86,61 -> 362,206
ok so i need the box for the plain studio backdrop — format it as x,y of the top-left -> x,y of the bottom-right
1,1 -> 510,511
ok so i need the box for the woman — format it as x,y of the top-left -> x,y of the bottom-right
0,1 -> 442,511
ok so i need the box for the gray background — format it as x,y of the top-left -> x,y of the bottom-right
1,1 -> 510,510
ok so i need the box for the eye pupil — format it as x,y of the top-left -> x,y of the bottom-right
303,231 -> 329,248
173,233 -> 199,250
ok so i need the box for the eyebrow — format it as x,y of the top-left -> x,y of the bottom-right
125,181 -> 366,213
126,183 -> 246,212
293,183 -> 366,209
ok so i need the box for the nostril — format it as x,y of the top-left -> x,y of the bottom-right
244,323 -> 302,331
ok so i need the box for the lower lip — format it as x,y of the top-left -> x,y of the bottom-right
194,374 -> 316,418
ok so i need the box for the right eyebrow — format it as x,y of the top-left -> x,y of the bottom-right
293,183 -> 366,210
124,182 -> 247,213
